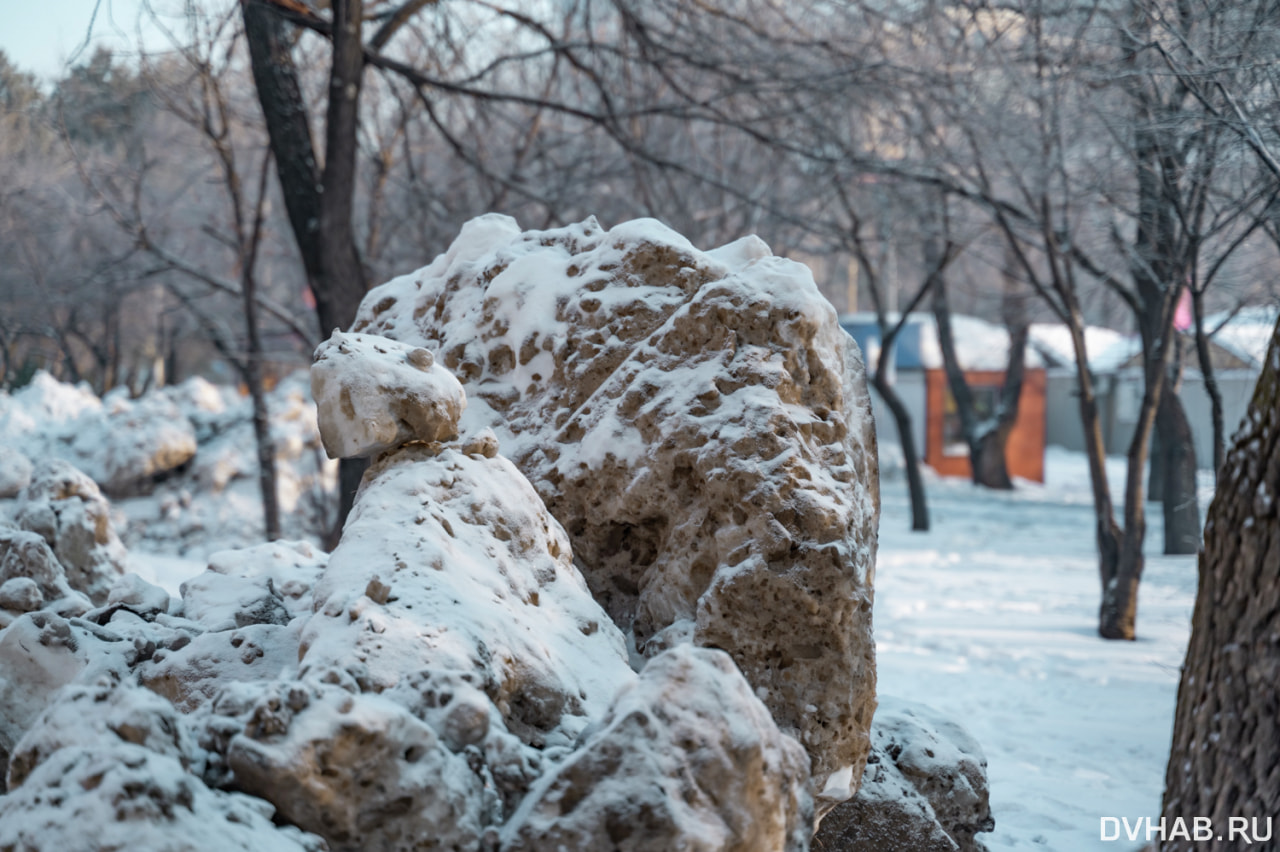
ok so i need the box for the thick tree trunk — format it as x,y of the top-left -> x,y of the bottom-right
1160,319 -> 1280,852
930,240 -> 1024,490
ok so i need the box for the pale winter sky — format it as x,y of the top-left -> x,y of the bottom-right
2,0 -> 170,83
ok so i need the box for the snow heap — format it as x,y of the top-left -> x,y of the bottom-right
0,449 -> 32,500
0,372 -> 337,556
192,329 -> 808,852
350,214 -> 880,813
503,644 -> 813,852
814,696 -> 994,851
11,460 -> 127,605
0,679 -> 325,852
0,372 -> 196,497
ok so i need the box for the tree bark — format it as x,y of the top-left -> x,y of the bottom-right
1191,287 -> 1227,477
242,0 -> 370,546
242,276 -> 282,542
872,367 -> 929,531
1160,319 -> 1280,852
930,241 -> 1021,490
1155,373 -> 1200,555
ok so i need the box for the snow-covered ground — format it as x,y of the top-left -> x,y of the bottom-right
876,447 -> 1206,852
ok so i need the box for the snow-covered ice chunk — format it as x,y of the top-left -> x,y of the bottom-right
311,330 -> 465,459
815,695 -> 994,851
0,743 -> 326,851
502,644 -> 813,852
15,460 -> 126,604
351,214 -> 880,812
227,684 -> 485,852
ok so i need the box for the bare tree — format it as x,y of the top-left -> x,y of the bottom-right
65,14 -> 320,541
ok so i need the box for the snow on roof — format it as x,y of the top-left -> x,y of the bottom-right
1027,323 -> 1136,373
1204,305 -> 1279,369
839,311 -> 1043,371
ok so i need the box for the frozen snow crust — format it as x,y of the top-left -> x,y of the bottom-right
351,214 -> 880,812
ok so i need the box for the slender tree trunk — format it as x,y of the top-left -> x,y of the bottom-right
1147,338 -> 1200,553
975,276 -> 1030,490
1191,288 -> 1226,477
1160,318 -> 1280,852
872,369 -> 929,531
1065,314 -> 1125,629
1155,368 -> 1200,555
1101,327 -> 1175,639
242,274 -> 282,541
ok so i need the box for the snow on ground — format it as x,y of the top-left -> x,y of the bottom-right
876,446 -> 1205,852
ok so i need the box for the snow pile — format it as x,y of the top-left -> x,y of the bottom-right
0,372 -> 335,557
142,541 -> 327,712
351,214 -> 880,813
502,644 -> 813,852
0,217 -> 1018,850
0,492 -> 333,845
0,449 -> 32,499
194,330 -> 817,851
116,373 -> 336,556
227,683 -> 487,851
0,679 -> 325,852
0,373 -> 196,497
12,460 -> 126,604
0,527 -> 92,625
298,438 -> 634,740
816,696 -> 993,851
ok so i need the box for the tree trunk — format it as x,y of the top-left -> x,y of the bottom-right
974,295 -> 1030,491
242,0 -> 370,546
930,249 -> 1021,490
241,270 -> 281,542
872,369 -> 929,531
1160,319 -> 1280,852
1068,317 -> 1126,639
1147,425 -> 1165,499
1155,380 -> 1200,554
1100,330 -> 1175,639
1191,288 -> 1227,477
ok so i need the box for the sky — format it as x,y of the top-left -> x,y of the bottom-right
1,0 -> 167,83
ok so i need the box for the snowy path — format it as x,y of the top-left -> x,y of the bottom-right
874,450 -> 1201,852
